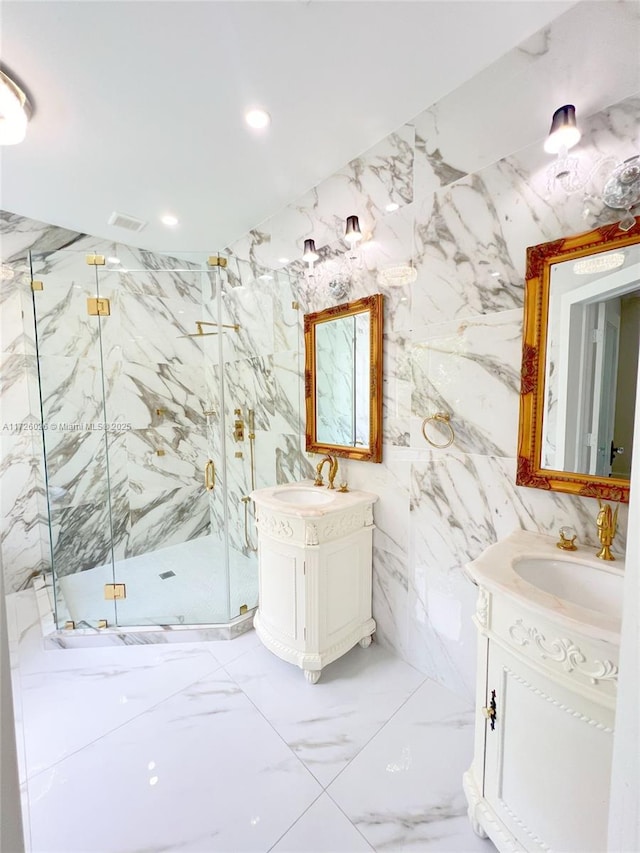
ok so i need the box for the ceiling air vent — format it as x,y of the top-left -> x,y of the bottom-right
107,211 -> 147,232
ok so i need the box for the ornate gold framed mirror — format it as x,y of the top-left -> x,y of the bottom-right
517,217 -> 640,502
304,293 -> 383,463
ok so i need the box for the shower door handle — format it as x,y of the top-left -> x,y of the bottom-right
204,459 -> 215,491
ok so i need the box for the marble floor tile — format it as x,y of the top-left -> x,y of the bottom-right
272,793 -> 375,853
9,588 -> 491,853
17,637 -> 223,778
225,641 -> 426,787
26,670 -> 323,853
327,679 -> 494,852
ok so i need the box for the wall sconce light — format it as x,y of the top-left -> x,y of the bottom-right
344,215 -> 362,245
0,69 -> 32,145
542,105 -> 638,229
544,104 -> 585,192
543,102 -> 610,198
544,104 -> 581,155
302,238 -> 319,264
301,217 -> 367,301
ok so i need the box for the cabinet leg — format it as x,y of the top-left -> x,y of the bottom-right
304,669 -> 321,684
359,635 -> 372,648
469,813 -> 488,839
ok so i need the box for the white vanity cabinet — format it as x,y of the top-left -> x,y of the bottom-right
463,531 -> 622,853
250,483 -> 378,683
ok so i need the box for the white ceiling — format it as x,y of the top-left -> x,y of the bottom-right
0,0 -> 579,254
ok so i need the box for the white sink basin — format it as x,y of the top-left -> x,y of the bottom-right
466,531 -> 625,640
251,481 -> 378,519
272,488 -> 335,507
513,556 -> 623,619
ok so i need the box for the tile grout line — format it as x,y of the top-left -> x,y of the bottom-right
220,661 -> 331,852
18,651 -> 230,785
221,652 -> 429,853
322,664 -> 428,791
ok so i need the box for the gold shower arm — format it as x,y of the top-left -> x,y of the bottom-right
178,321 -> 241,339
196,321 -> 240,332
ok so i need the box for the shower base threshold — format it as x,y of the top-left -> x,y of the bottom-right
33,575 -> 256,649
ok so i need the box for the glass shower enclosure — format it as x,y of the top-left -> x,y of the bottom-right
28,245 -> 271,630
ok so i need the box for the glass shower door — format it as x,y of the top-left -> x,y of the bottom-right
218,262 -> 302,620
30,248 -> 117,629
97,253 -> 227,627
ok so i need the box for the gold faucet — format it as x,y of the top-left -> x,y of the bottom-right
595,500 -> 619,561
314,454 -> 338,489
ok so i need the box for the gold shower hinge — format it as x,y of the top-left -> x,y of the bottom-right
207,255 -> 228,268
292,301 -> 299,310
97,619 -> 108,629
85,254 -> 106,266
239,604 -> 248,615
104,583 -> 126,600
87,297 -> 111,316
64,620 -> 75,630
31,280 -> 44,291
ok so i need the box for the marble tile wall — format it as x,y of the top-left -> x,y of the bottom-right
1,1 -> 638,687
0,216 -> 307,623
0,218 -> 217,607
211,260 -> 312,613
1,215 -> 85,593
222,2 -> 640,697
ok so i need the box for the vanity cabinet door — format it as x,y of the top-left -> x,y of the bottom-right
256,537 -> 305,650
316,528 -> 372,649
483,641 -> 614,853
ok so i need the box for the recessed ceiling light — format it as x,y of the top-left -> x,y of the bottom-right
107,256 -> 121,265
161,214 -> 179,227
245,108 -> 271,130
0,69 -> 31,145
278,257 -> 290,265
385,202 -> 399,212
258,274 -> 273,281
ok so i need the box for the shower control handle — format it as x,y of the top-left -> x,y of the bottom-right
204,459 -> 215,491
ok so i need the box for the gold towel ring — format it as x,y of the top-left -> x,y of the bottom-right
422,412 -> 455,449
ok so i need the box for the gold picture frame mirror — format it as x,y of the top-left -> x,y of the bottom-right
516,217 -> 640,502
304,293 -> 383,463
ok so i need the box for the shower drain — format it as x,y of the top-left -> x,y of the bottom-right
159,570 -> 176,580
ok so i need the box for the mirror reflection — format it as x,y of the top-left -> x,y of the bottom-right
517,219 -> 640,502
304,294 -> 383,463
315,313 -> 370,447
542,245 -> 639,479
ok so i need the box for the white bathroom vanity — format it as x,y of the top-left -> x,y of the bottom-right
250,482 -> 378,683
464,530 -> 623,853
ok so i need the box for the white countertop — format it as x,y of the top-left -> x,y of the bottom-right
465,529 -> 624,645
250,480 -> 379,518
